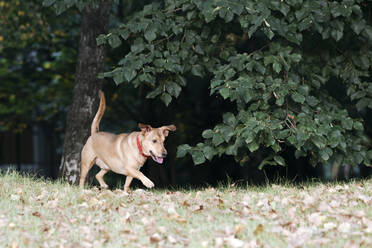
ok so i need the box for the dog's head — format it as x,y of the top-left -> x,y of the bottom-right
138,123 -> 176,164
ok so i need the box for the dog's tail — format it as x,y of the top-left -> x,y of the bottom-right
91,90 -> 106,135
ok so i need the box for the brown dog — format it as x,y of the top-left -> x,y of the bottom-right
79,91 -> 176,192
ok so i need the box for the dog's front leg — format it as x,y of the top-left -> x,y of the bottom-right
124,176 -> 133,193
126,168 -> 154,189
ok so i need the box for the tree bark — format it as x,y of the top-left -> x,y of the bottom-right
59,0 -> 112,184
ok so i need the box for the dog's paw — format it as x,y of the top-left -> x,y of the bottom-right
142,178 -> 155,188
99,184 -> 109,190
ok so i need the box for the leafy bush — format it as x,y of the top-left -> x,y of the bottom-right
99,0 -> 372,168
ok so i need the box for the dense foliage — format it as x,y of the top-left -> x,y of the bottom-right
99,0 -> 372,168
0,0 -> 77,132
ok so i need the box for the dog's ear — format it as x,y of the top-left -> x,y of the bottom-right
138,123 -> 152,132
162,125 -> 176,137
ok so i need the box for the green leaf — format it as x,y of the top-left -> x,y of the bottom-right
43,0 -> 56,7
353,121 -> 364,131
177,75 -> 187,86
160,93 -> 172,106
320,149 -> 329,161
367,150 -> 372,160
166,82 -> 182,98
131,42 -> 145,53
331,29 -> 343,41
191,150 -> 206,165
118,28 -> 130,40
291,93 -> 305,103
124,69 -> 137,82
113,70 -> 125,85
291,54 -> 302,63
108,34 -> 121,48
203,146 -> 214,161
146,87 -> 162,99
187,10 -> 196,20
191,65 -> 203,77
211,34 -> 219,43
248,141 -> 259,152
139,73 -> 155,85
329,130 -> 341,148
363,26 -> 372,41
202,129 -> 214,139
306,96 -> 319,106
224,68 -> 236,80
220,125 -> 234,142
212,133 -> 224,146
177,144 -> 191,158
356,98 -> 370,112
194,45 -> 204,55
312,135 -> 326,149
144,28 -> 156,42
219,87 -> 230,99
274,155 -> 285,166
254,62 -> 266,74
224,9 -> 234,22
263,27 -> 274,40
298,85 -> 309,96
265,134 -> 275,147
350,91 -> 366,101
96,34 -> 106,46
275,97 -> 284,106
341,118 -> 353,130
223,112 -> 235,126
295,149 -> 306,159
244,129 -> 255,144
351,20 -> 365,35
273,62 -> 282,73
258,157 -> 276,170
264,55 -> 275,66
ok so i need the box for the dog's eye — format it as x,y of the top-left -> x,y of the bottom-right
152,140 -> 157,143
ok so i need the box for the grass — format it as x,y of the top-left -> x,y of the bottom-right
0,170 -> 371,248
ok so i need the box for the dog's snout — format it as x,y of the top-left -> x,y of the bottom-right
162,151 -> 167,157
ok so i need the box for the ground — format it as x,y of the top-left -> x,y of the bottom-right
0,171 -> 371,248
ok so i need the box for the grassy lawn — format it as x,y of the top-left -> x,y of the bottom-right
0,171 -> 371,248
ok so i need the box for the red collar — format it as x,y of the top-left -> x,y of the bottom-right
136,135 -> 151,159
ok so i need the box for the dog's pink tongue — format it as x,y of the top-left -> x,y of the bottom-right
155,157 -> 163,164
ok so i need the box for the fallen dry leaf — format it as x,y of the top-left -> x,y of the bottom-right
183,200 -> 191,207
150,233 -> 161,243
253,224 -> 264,236
235,225 -> 244,234
120,211 -> 131,224
191,205 -> 204,212
32,212 -> 41,217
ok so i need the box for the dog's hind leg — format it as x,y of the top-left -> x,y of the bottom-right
95,169 -> 109,189
80,154 -> 95,188
80,141 -> 96,188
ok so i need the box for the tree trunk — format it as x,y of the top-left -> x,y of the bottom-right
59,0 -> 112,184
